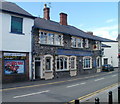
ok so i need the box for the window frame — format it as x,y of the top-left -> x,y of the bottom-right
11,16 -> 23,34
85,39 -> 89,48
83,56 -> 92,69
71,36 -> 83,48
70,56 -> 76,70
56,55 -> 69,71
39,31 -> 63,46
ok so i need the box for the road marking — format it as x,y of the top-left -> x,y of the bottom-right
1,70 -> 117,92
67,84 -> 80,88
13,90 -> 50,98
94,78 -> 105,82
112,75 -> 117,77
66,82 -> 86,88
69,83 -> 118,104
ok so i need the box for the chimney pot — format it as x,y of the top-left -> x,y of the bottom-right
60,13 -> 68,25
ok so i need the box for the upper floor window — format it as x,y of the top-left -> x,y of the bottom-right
93,41 -> 101,50
85,39 -> 89,48
11,16 -> 23,34
39,31 -> 63,46
71,37 -> 83,48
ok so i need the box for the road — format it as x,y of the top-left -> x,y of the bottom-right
2,70 -> 118,103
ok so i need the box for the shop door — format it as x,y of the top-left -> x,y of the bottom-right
35,58 -> 41,79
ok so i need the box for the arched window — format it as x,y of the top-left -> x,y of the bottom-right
70,56 -> 76,69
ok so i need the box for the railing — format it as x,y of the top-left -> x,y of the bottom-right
73,86 -> 120,104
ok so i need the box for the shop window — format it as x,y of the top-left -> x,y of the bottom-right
71,37 -> 83,48
56,56 -> 68,71
83,57 -> 92,69
70,56 -> 76,69
11,16 -> 23,34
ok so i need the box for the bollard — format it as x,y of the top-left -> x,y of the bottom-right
109,91 -> 113,104
118,86 -> 120,103
75,99 -> 79,104
95,97 -> 100,104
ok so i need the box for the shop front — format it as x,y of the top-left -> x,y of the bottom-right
2,52 -> 29,83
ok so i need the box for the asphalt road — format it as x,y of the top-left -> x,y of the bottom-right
2,70 -> 118,103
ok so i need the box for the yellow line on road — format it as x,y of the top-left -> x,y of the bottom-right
69,83 -> 118,104
0,71 -> 117,92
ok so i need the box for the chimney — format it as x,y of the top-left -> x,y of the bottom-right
43,4 -> 50,20
60,13 -> 67,25
87,31 -> 93,35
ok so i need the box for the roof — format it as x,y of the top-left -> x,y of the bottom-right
34,17 -> 115,42
101,44 -> 111,48
0,1 -> 35,19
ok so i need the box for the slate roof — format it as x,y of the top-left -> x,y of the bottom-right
0,1 -> 35,19
34,17 -> 115,42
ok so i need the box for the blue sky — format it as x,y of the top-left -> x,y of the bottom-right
16,2 -> 118,40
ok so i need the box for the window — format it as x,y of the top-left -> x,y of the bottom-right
56,56 -> 68,71
45,57 -> 51,70
83,57 -> 92,69
104,58 -> 108,65
11,16 -> 23,34
85,39 -> 89,48
70,56 -> 76,69
96,57 -> 101,68
39,31 -> 63,46
44,55 -> 53,71
71,37 -> 83,48
93,41 -> 101,50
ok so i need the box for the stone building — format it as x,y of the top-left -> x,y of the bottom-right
32,5 -> 108,80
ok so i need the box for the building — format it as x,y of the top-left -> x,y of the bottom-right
0,1 -> 35,83
31,5 -> 109,80
101,41 -> 118,68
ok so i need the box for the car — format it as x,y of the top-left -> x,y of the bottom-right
102,64 -> 114,71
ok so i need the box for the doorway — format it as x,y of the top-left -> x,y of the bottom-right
35,57 -> 41,79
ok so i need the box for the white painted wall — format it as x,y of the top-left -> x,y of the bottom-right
102,42 -> 118,67
1,12 -> 34,52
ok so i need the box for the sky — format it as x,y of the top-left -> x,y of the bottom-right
15,2 -> 118,40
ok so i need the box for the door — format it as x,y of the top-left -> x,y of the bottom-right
35,61 -> 41,79
104,58 -> 108,65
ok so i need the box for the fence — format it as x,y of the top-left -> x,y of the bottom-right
73,86 -> 120,104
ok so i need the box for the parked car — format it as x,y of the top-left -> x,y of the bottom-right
102,64 -> 114,71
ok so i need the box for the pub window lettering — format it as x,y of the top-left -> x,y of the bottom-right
11,16 -> 23,34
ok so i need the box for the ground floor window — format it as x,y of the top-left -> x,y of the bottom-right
104,58 -> 108,65
96,56 -> 101,68
44,55 -> 53,71
56,56 -> 68,71
83,56 -> 92,69
70,56 -> 76,69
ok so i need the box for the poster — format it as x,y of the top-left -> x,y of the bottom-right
4,60 -> 25,74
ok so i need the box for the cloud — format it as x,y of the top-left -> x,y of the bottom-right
106,19 -> 116,23
90,25 -> 118,40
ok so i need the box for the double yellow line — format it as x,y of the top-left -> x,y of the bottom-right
69,83 -> 118,104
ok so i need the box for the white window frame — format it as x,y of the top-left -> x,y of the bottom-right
83,56 -> 92,69
70,56 -> 76,70
96,56 -> 101,68
55,55 -> 69,71
44,55 -> 53,71
71,36 -> 83,48
39,30 -> 63,46
85,39 -> 89,48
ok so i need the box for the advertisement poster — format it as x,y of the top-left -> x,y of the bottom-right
4,60 -> 25,74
